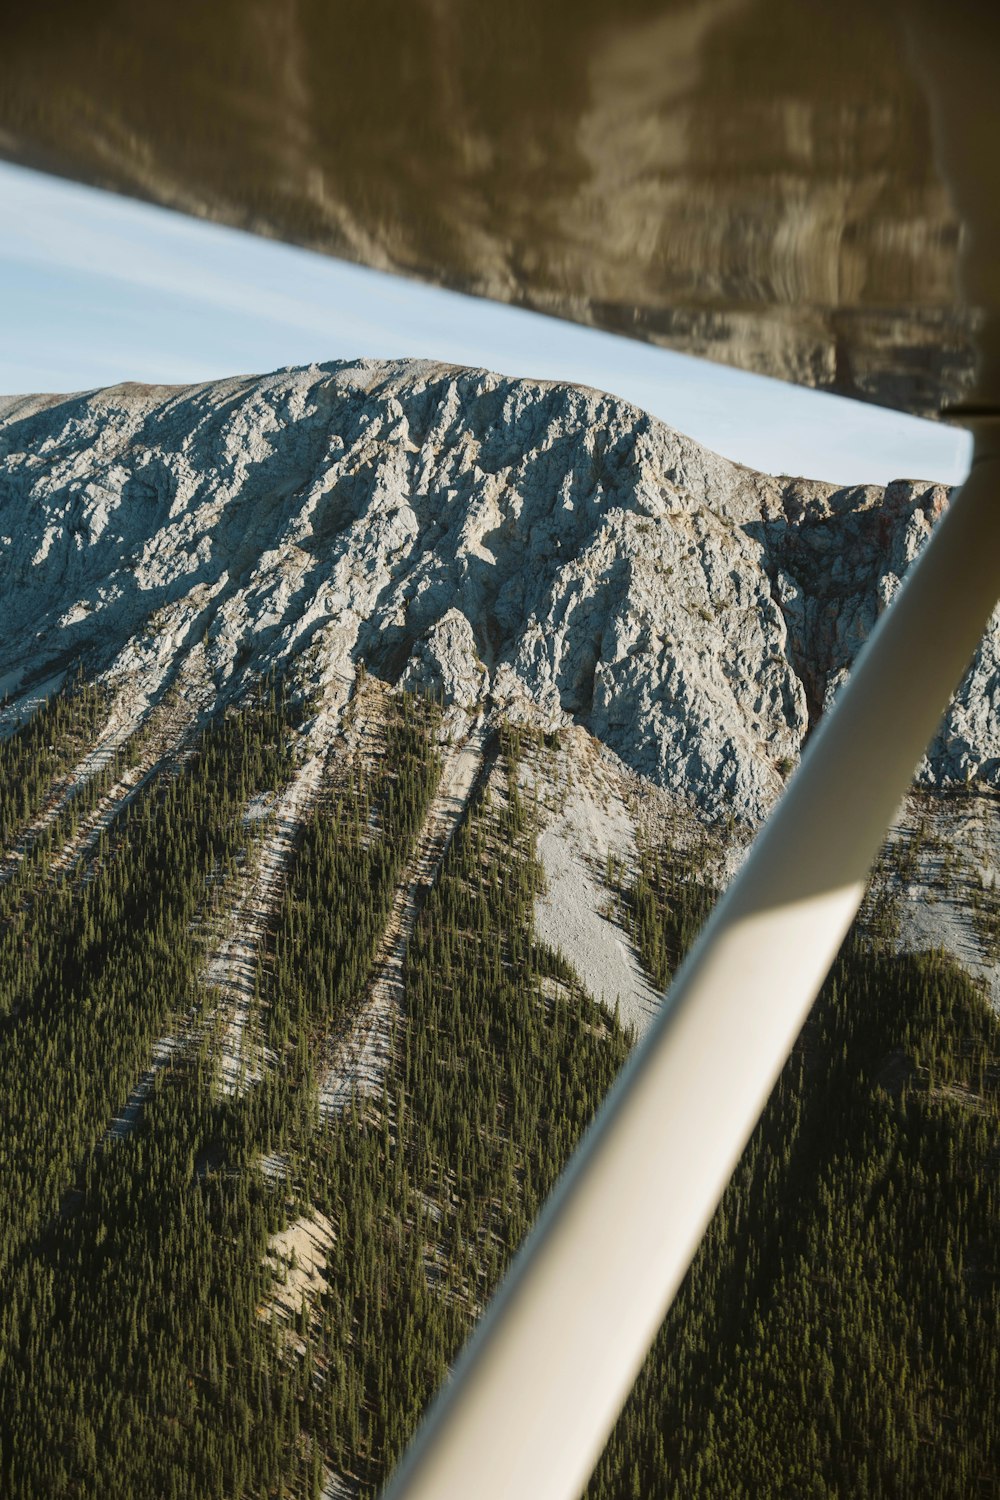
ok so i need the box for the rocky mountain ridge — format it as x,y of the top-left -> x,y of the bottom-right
1,359 -> 997,823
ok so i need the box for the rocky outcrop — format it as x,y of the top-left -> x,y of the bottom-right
398,609 -> 487,711
1,360 -> 996,821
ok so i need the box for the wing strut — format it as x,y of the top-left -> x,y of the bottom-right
383,421 -> 999,1500
385,8 -> 1000,1490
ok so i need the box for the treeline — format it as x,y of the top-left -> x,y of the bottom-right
609,838 -> 717,992
0,672 -> 109,848
0,695 -> 168,936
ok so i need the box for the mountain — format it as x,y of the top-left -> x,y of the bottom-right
1,362 -> 998,1499
2,361 -> 997,827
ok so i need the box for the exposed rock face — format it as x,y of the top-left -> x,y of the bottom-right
398,609 -> 486,711
1,360 -> 996,821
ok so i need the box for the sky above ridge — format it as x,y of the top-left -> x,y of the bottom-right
0,160 -> 972,488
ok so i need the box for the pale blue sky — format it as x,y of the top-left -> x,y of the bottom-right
0,161 -> 971,487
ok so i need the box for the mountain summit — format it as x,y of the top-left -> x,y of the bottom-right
1,360 -> 996,821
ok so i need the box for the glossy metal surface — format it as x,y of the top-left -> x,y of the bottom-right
2,1 -> 995,415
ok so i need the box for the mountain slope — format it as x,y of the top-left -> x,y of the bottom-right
2,360 -> 997,825
1,364 -> 999,1498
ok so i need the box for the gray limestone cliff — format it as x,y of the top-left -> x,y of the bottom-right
1,359 -> 996,821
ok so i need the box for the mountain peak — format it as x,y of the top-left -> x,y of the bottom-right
1,360 -> 995,821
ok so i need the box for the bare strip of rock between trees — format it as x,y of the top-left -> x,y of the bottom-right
105,745 -> 331,1140
1,649 -> 214,890
211,747 -> 330,1096
105,689 -> 349,1141
884,791 -> 1000,1015
317,722 -> 490,1122
48,707 -> 204,888
254,718 -> 490,1447
0,706 -> 145,888
105,709 -> 488,1144
104,753 -> 324,1140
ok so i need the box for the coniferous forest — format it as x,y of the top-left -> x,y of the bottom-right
0,674 -> 997,1498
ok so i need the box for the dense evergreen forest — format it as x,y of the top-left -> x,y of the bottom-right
0,673 -> 109,847
589,854 -> 1000,1498
0,675 -> 996,1498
